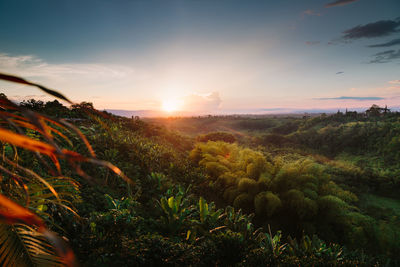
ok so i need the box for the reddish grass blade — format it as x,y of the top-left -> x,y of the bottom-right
49,153 -> 62,173
0,165 -> 30,206
0,194 -> 44,227
0,128 -> 57,156
60,119 -> 96,157
0,111 -> 28,121
3,158 -> 60,201
0,128 -> 131,184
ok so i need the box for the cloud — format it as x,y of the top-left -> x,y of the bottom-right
302,9 -> 321,17
325,0 -> 359,7
10,94 -> 50,103
0,53 -> 152,109
25,94 -> 46,98
181,92 -> 222,112
315,96 -> 385,100
336,71 -> 344,74
389,80 -> 400,84
368,38 -> 400,48
0,53 -> 135,79
306,41 -> 321,46
369,49 -> 400,63
342,19 -> 400,39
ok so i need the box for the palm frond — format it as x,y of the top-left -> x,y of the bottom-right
0,195 -> 76,266
0,223 -> 65,267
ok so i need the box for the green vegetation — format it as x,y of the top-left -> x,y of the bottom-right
1,85 -> 399,266
189,140 -> 399,257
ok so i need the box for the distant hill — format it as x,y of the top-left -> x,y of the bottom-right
105,107 -> 383,118
105,109 -> 164,118
106,109 -> 202,117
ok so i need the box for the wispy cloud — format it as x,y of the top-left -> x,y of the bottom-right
342,19 -> 400,39
325,0 -> 359,8
10,94 -> 48,102
315,96 -> 385,100
25,94 -> 46,98
368,38 -> 400,48
389,80 -> 400,84
336,71 -> 344,74
302,9 -> 321,17
306,41 -> 321,46
369,49 -> 400,63
0,53 -> 136,80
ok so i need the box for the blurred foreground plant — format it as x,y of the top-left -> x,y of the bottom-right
0,73 -> 131,266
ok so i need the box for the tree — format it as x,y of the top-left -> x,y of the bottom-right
20,99 -> 45,111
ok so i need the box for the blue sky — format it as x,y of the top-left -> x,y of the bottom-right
0,0 -> 399,113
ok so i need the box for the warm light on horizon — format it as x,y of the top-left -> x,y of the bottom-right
161,98 -> 182,112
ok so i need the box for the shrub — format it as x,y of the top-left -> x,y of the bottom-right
238,178 -> 259,195
233,193 -> 254,213
254,191 -> 282,217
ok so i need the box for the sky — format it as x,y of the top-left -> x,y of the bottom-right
0,0 -> 399,114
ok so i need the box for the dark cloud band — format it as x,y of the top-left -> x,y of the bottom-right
368,38 -> 400,48
369,49 -> 400,63
325,0 -> 359,8
343,19 -> 400,39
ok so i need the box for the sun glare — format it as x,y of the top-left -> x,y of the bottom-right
161,98 -> 181,112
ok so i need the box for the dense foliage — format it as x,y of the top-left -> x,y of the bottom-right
189,141 -> 400,257
2,93 -> 399,266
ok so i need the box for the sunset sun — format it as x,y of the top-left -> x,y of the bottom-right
161,98 -> 181,112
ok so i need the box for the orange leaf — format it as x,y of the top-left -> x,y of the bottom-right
60,119 -> 95,157
0,194 -> 44,227
0,128 -> 56,156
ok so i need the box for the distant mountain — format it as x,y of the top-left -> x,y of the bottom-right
105,109 -> 200,117
106,106 -> 400,118
106,109 -> 163,118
